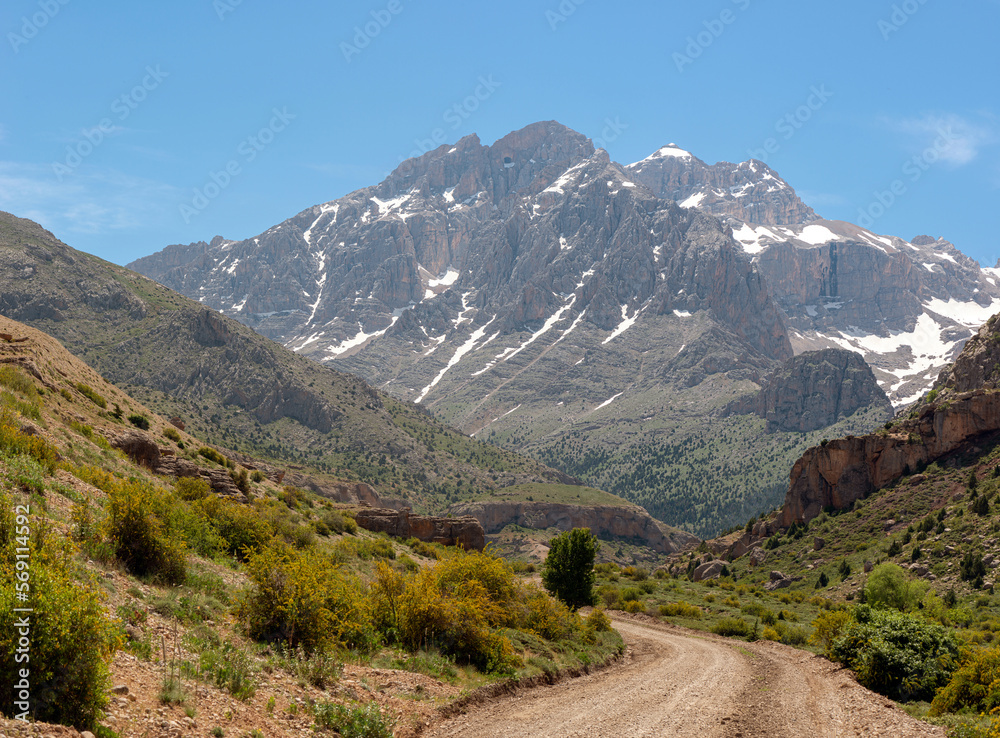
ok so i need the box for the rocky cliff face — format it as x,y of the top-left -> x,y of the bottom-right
730,220 -> 1000,407
779,320 -> 1000,526
448,500 -> 699,554
354,508 -> 486,551
625,147 -> 817,226
746,348 -> 892,433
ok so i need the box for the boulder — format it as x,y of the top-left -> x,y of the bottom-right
764,570 -> 801,591
692,560 -> 728,582
110,430 -> 161,469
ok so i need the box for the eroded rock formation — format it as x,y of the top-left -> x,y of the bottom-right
779,389 -> 1000,526
353,508 -> 485,551
448,500 -> 698,554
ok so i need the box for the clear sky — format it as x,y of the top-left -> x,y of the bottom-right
2,0 -> 998,266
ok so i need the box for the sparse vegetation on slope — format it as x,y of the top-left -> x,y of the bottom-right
0,316 -> 623,735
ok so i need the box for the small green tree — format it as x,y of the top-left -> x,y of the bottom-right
542,528 -> 598,610
864,562 -> 928,611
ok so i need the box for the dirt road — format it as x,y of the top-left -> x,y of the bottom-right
426,616 -> 944,738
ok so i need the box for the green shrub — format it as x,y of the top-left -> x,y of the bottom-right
75,382 -> 107,409
316,509 -> 357,536
390,555 -> 522,674
163,427 -> 181,443
196,641 -> 257,700
659,601 -> 703,619
585,608 -> 612,633
930,646 -> 1000,717
199,497 -> 272,561
0,505 -> 120,729
962,551 -> 988,586
1,452 -> 47,495
711,617 -> 753,638
198,446 -> 228,466
273,644 -> 343,689
0,419 -> 59,473
406,537 -> 440,559
864,563 -> 928,611
175,477 -> 211,501
312,701 -> 394,738
831,605 -> 959,701
126,414 -> 149,430
810,610 -> 853,657
104,479 -> 187,584
334,536 -> 394,561
237,543 -> 372,653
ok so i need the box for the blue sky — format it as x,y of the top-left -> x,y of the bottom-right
2,0 -> 998,266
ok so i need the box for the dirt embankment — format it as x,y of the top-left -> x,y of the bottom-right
425,615 -> 944,738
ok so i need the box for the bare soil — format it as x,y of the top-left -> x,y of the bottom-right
424,614 -> 946,738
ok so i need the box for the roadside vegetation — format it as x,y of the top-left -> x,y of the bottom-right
0,357 -> 623,735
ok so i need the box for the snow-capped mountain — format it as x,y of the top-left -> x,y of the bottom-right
622,143 -> 1000,408
132,122 -> 791,398
626,144 -> 817,226
130,120 -> 994,534
727,219 -> 1000,406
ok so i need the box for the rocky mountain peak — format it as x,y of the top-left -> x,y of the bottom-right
626,148 -> 817,226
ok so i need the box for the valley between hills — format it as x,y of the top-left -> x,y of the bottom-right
5,123 -> 1000,738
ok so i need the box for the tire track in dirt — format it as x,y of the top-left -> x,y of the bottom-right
425,616 -> 946,738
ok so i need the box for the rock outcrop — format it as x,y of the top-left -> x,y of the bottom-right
109,430 -> 246,500
692,560 -> 728,582
738,348 -> 892,432
353,508 -> 485,551
448,500 -> 698,554
778,316 -> 1000,527
779,389 -> 1000,526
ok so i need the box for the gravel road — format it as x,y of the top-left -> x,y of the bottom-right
425,615 -> 945,738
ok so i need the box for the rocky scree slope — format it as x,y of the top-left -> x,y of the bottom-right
0,212 -> 694,550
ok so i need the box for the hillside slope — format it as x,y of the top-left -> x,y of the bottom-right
0,211 -> 598,517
